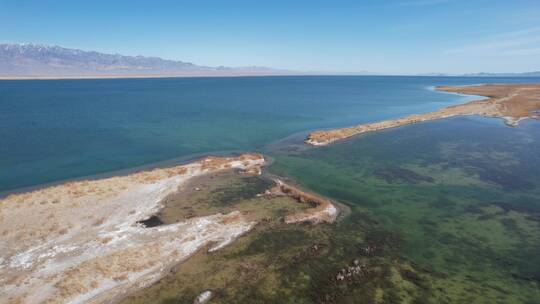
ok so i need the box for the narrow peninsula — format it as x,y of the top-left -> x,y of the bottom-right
306,84 -> 540,146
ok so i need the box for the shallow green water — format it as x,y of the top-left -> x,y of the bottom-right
266,116 -> 540,303
124,116 -> 540,304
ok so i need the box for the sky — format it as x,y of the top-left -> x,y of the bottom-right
1,0 -> 539,74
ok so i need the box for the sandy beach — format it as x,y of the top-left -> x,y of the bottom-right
306,84 -> 540,146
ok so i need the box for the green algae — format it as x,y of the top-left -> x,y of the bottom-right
123,117 -> 540,304
266,117 -> 540,303
157,172 -> 280,223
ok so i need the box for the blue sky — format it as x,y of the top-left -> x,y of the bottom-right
1,0 -> 539,74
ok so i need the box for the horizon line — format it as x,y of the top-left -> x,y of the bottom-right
2,42 -> 539,77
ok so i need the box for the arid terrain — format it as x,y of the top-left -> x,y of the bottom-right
306,84 -> 540,146
0,154 -> 267,303
0,153 -> 339,304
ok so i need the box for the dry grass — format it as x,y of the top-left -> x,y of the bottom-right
0,154 -> 265,304
269,180 -> 338,224
307,84 -> 540,145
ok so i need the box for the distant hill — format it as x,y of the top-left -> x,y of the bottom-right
419,71 -> 540,77
461,71 -> 540,77
0,43 -> 290,78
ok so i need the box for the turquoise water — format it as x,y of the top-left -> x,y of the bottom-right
3,76 -> 540,303
123,115 -> 540,303
265,117 -> 540,303
1,75 -> 539,192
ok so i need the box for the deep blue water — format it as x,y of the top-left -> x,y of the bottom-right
1,75 -> 539,192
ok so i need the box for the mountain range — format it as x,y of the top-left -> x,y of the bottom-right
419,71 -> 540,77
461,71 -> 540,77
0,43 -> 290,78
1,43 -> 539,79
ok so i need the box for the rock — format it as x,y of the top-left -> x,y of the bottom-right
194,290 -> 213,304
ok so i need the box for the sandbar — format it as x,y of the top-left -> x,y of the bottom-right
306,84 -> 540,146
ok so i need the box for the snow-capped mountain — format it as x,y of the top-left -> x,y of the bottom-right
0,43 -> 285,78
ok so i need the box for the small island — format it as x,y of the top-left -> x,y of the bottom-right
306,84 -> 540,146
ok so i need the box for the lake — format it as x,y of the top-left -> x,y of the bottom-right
1,75 -> 539,192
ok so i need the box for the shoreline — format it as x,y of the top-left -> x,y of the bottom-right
0,152 -> 339,304
305,83 -> 540,146
0,154 -> 265,304
268,179 -> 338,224
0,73 -> 302,81
3,74 -> 538,81
0,150 -> 250,199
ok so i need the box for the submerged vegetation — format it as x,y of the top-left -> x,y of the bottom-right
268,117 -> 540,303
125,117 -> 540,304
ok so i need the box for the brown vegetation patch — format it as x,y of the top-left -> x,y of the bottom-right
268,180 -> 338,224
306,84 -> 540,146
0,154 -> 265,304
